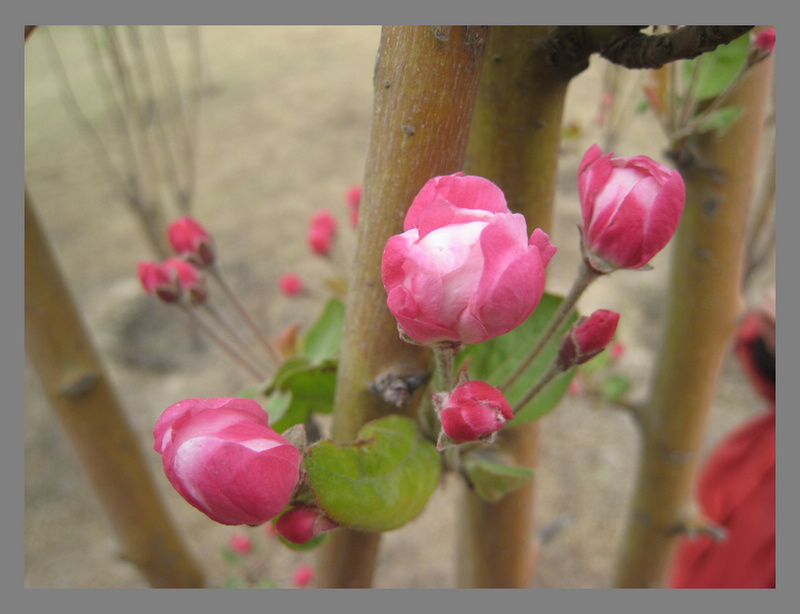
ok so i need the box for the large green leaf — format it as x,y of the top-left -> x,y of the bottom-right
304,415 -> 441,532
302,298 -> 346,364
683,33 -> 749,102
457,293 -> 578,424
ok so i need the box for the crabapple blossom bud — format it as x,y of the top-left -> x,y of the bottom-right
153,397 -> 302,526
228,532 -> 253,555
168,217 -> 216,266
578,144 -> 685,273
751,28 -> 776,54
436,380 -> 514,443
346,184 -> 362,227
275,506 -> 338,545
382,173 -> 557,346
557,309 -> 620,369
163,257 -> 208,305
308,209 -> 338,256
292,564 -> 315,588
138,260 -> 181,303
279,272 -> 304,297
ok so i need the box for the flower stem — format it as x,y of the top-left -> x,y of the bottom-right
433,344 -> 457,393
510,362 -> 562,415
201,302 -> 272,374
178,304 -> 267,381
208,264 -> 281,366
502,258 -> 601,392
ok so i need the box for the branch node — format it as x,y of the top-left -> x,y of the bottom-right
369,370 -> 431,408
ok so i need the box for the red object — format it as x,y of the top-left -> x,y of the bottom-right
437,380 -> 513,443
163,257 -> 208,305
292,564 -> 315,588
346,184 -> 362,227
167,217 -> 216,266
382,172 -> 557,346
228,532 -> 253,555
138,260 -> 181,303
558,309 -> 620,368
578,144 -> 685,272
667,307 -> 776,588
752,28 -> 776,54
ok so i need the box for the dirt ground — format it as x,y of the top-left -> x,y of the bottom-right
24,26 -> 774,589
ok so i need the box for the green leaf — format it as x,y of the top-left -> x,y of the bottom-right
694,106 -> 743,137
462,451 -> 535,503
302,298 -> 346,364
457,293 -> 578,424
267,359 -> 338,433
304,415 -> 441,532
277,532 -> 328,551
599,374 -> 631,403
683,34 -> 749,101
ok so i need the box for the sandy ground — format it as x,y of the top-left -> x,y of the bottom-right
24,26 -> 774,588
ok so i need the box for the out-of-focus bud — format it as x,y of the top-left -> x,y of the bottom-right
163,257 -> 208,305
578,144 -> 685,273
279,272 -> 304,297
308,209 -> 338,256
557,309 -> 620,369
752,28 -> 776,54
346,184 -> 362,227
138,260 -> 181,303
275,506 -> 338,545
435,380 -> 513,444
168,216 -> 216,266
228,532 -> 253,555
292,564 -> 315,588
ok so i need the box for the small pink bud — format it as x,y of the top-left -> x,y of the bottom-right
558,309 -> 620,369
568,376 -> 584,396
138,260 -> 181,303
279,273 -> 304,297
292,564 -> 315,588
228,532 -> 253,555
578,144 -> 685,272
168,217 -> 216,266
752,28 -> 776,54
275,506 -> 338,545
308,209 -> 338,256
346,184 -> 362,226
163,257 -> 208,304
153,397 -> 302,526
437,380 -> 513,443
610,341 -> 626,360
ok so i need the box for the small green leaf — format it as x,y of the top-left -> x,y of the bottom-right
457,293 -> 578,424
683,34 -> 749,101
694,106 -> 743,137
462,451 -> 535,503
265,389 -> 292,426
302,298 -> 346,364
305,415 -> 441,532
263,357 -> 338,433
599,374 -> 631,402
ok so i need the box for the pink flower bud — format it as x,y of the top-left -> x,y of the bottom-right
610,341 -> 626,360
163,257 -> 208,304
578,144 -> 685,272
346,184 -> 362,227
228,532 -> 253,555
168,217 -> 216,266
279,273 -> 304,297
382,173 -> 557,346
557,309 -> 620,369
138,260 -> 181,303
437,380 -> 514,443
292,564 -> 315,588
153,397 -> 302,526
308,209 -> 338,256
752,28 -> 776,54
275,506 -> 338,545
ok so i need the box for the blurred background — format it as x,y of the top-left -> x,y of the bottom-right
24,26 -> 774,588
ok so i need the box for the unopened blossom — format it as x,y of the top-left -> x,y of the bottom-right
228,532 -> 253,555
382,173 -> 557,346
153,397 -> 302,526
292,564 -> 315,588
275,506 -> 338,545
578,144 -> 685,272
308,209 -> 338,256
557,309 -> 620,369
163,257 -> 208,304
138,260 -> 181,303
436,380 -> 513,443
279,272 -> 304,297
346,184 -> 362,227
168,217 -> 216,266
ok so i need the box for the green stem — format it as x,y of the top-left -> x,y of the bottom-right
502,259 -> 601,392
433,345 -> 457,393
510,362 -> 563,415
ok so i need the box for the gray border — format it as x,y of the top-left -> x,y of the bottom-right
13,2 -> 794,614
